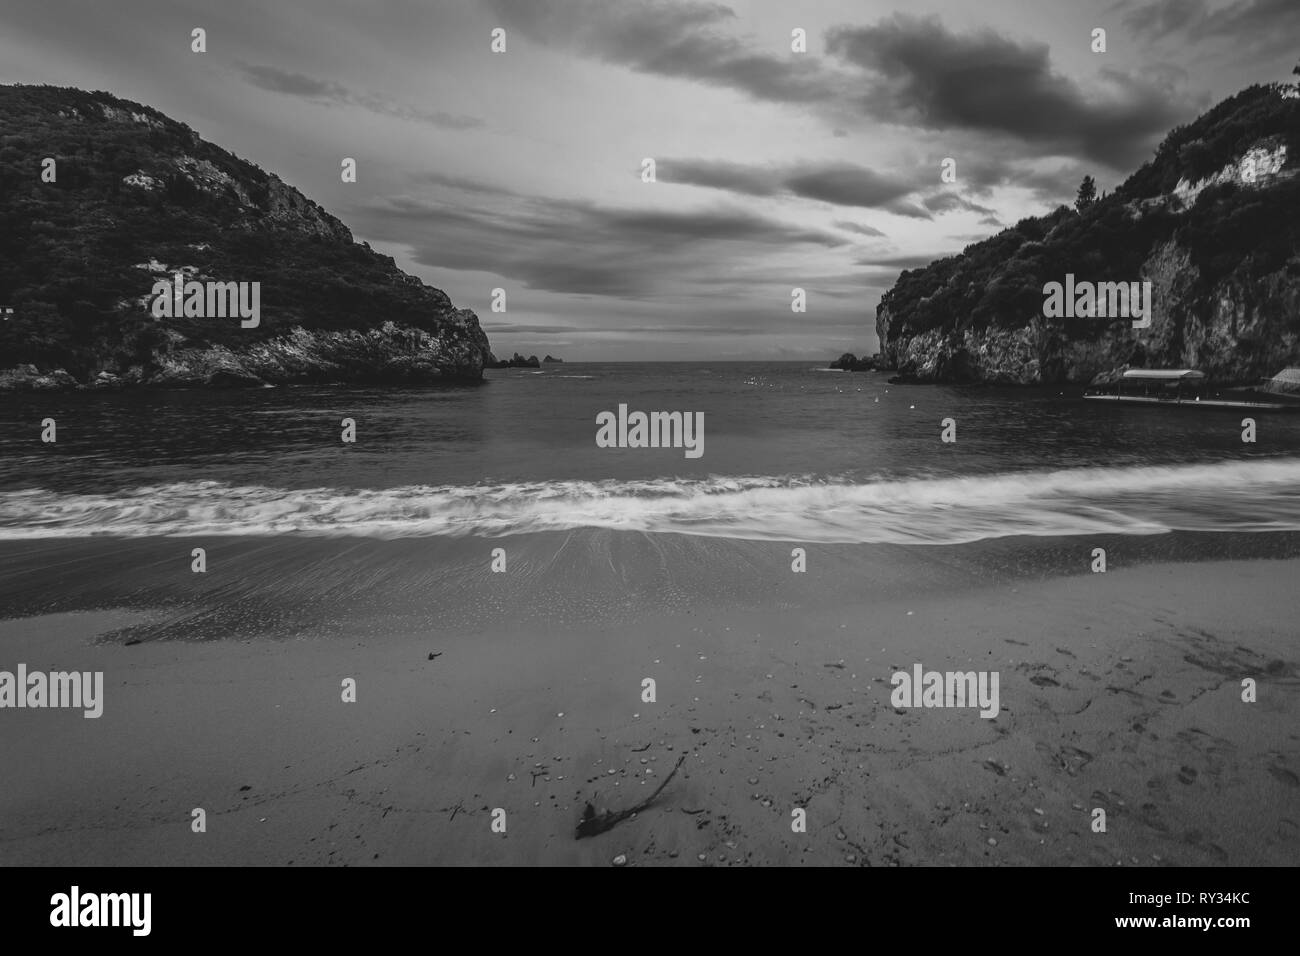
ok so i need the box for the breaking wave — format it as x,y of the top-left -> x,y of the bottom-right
2,458 -> 1298,544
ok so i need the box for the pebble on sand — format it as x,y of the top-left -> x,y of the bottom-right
612,854 -> 627,866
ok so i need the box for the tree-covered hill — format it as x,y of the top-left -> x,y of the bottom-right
875,82 -> 1300,385
0,84 -> 493,388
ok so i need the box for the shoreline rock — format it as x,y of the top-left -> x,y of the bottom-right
0,322 -> 491,391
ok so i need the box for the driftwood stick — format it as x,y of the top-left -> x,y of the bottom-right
575,754 -> 687,839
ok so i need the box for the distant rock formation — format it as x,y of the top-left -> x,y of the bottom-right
875,83 -> 1300,386
828,352 -> 876,371
490,353 -> 541,369
542,355 -> 564,363
0,85 -> 494,389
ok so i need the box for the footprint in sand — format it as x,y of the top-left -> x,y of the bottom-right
1268,766 -> 1299,788
1177,765 -> 1198,785
1139,802 -> 1170,833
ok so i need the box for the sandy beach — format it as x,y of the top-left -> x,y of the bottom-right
1,531 -> 1296,866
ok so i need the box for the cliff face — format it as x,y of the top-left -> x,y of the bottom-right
0,85 -> 494,388
875,84 -> 1300,386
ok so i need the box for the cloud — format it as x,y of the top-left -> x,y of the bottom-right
238,64 -> 346,99
783,164 -> 917,210
1117,0 -> 1300,57
945,151 -> 1098,207
236,63 -> 484,130
833,220 -> 887,237
484,0 -> 840,105
921,191 -> 997,215
418,171 -> 523,197
864,253 -> 946,270
1115,0 -> 1209,37
657,158 -> 783,197
484,3 -> 1206,172
825,14 -> 1201,168
348,190 -> 847,299
659,158 -> 929,216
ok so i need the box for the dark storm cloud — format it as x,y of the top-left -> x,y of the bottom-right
659,158 -> 932,216
236,63 -> 484,130
825,14 -> 1200,168
348,192 -> 847,298
484,0 -> 837,104
486,2 -> 1206,171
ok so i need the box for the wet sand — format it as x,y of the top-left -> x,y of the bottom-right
0,532 -> 1297,866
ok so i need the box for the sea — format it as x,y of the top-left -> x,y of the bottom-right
1,362 -> 1299,546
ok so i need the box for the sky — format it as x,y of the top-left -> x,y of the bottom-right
1,0 -> 1297,360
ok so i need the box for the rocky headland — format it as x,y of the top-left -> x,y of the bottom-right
0,85 -> 494,390
873,83 -> 1300,386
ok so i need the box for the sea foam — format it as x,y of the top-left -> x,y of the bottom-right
1,458 -> 1298,544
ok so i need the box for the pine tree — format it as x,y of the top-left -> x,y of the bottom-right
1075,175 -> 1097,212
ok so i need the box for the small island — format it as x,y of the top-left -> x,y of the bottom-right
543,355 -> 564,364
490,352 -> 541,369
827,352 -> 883,371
